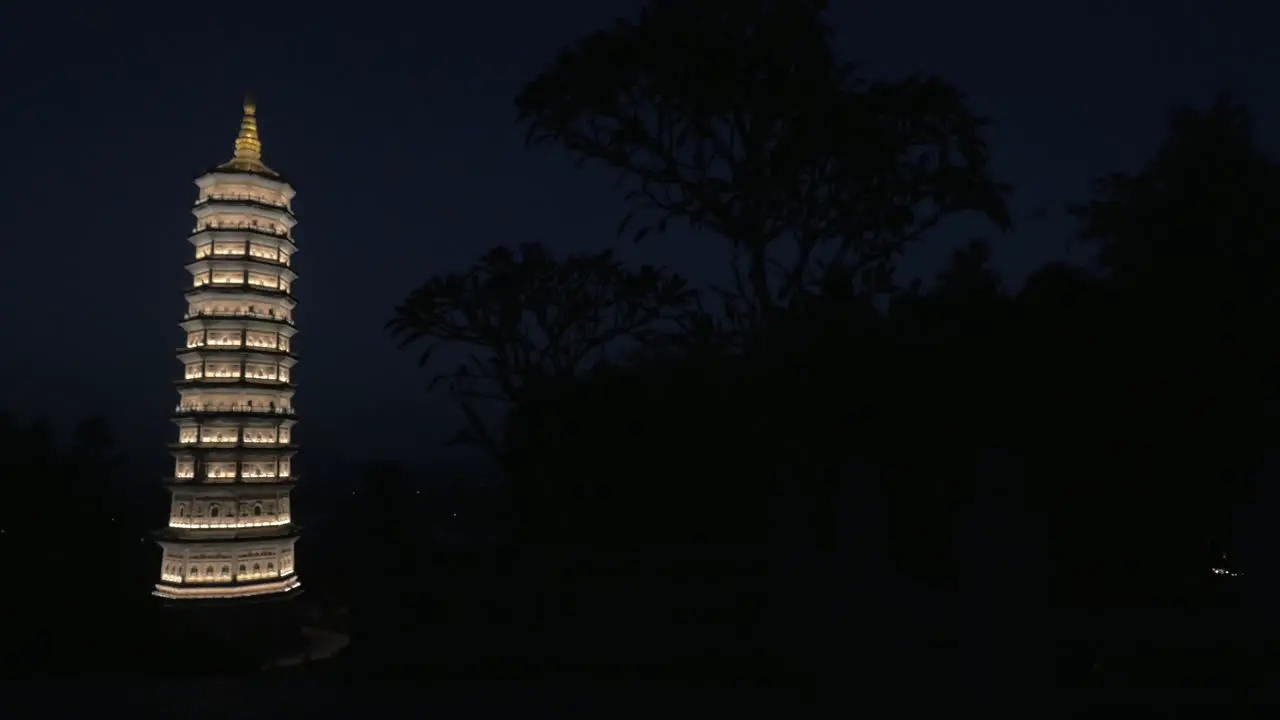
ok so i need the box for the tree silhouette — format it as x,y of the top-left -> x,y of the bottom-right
388,242 -> 696,461
0,413 -> 162,674
64,416 -> 125,518
380,1 -> 1274,685
0,414 -> 133,556
1058,94 -> 1279,603
347,462 -> 419,664
888,238 -> 1007,345
0,414 -> 55,544
354,462 -> 415,554
1071,94 -> 1279,305
516,0 -> 1011,320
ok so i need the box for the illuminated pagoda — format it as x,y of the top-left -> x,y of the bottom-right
154,95 -> 302,601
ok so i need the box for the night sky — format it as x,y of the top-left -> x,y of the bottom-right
0,1 -> 1274,475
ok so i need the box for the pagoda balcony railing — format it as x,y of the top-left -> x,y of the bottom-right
175,404 -> 296,416
177,376 -> 293,386
156,573 -> 299,590
179,344 -> 296,357
164,475 -> 299,486
183,310 -> 295,326
186,282 -> 297,301
169,515 -> 292,530
183,473 -> 289,481
168,441 -> 297,450
190,252 -> 291,269
194,193 -> 292,212
192,279 -> 291,292
192,223 -> 290,239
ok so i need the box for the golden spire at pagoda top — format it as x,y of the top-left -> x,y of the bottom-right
217,93 -> 278,176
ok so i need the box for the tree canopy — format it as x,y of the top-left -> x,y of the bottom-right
387,242 -> 695,459
385,0 -> 1276,681
516,0 -> 1011,319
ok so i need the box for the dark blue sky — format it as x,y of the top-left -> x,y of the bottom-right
0,0 -> 1274,471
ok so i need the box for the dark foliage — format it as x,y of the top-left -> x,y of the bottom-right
0,415 -> 163,674
0,415 -> 308,678
516,0 -> 1010,319
377,1 -> 1273,696
387,242 -> 697,462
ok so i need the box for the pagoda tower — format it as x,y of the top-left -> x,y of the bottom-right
155,96 -> 302,601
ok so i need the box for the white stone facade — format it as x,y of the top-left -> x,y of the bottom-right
155,98 -> 303,601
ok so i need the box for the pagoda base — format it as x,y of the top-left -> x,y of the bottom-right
154,574 -> 302,602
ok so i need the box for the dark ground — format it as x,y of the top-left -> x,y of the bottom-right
0,489 -> 1258,716
0,582 -> 1259,719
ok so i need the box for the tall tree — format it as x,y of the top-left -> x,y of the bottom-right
0,413 -> 156,673
64,416 -> 123,519
1071,94 -> 1279,311
388,242 -> 696,462
516,0 -> 1010,322
1059,94 -> 1280,602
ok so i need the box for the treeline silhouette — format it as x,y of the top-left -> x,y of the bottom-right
0,415 -> 166,673
368,0 -> 1278,697
0,415 -> 347,677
